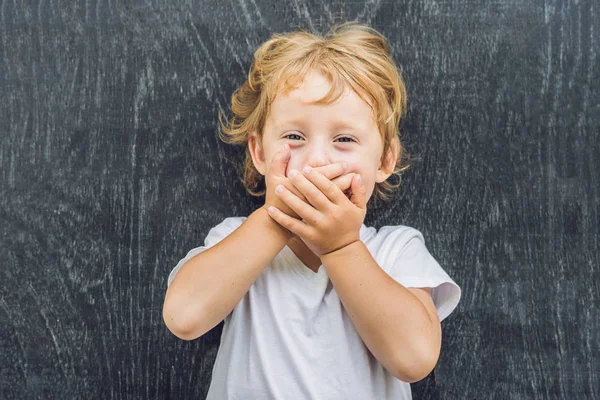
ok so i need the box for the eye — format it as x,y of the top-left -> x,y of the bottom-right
282,133 -> 356,143
283,133 -> 303,140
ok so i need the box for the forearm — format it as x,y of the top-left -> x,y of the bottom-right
163,207 -> 291,340
321,241 -> 439,382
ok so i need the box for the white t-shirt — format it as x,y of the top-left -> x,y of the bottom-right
167,216 -> 461,400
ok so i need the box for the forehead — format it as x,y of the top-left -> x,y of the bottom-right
268,71 -> 377,131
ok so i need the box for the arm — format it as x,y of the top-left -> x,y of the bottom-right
162,207 -> 290,340
321,240 -> 442,383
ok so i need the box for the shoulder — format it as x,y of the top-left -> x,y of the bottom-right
364,224 -> 425,257
375,224 -> 423,241
373,225 -> 462,322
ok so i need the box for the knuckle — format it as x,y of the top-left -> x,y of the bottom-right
325,181 -> 336,194
322,166 -> 335,179
312,214 -> 325,227
332,207 -> 344,221
305,187 -> 319,199
306,229 -> 319,242
279,215 -> 291,227
291,189 -> 305,201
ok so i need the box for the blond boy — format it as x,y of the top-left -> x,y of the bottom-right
163,22 -> 461,399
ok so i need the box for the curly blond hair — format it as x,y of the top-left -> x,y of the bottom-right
218,21 -> 412,206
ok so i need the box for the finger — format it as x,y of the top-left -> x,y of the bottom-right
267,205 -> 311,238
349,174 -> 367,209
275,183 -> 322,223
287,169 -> 333,211
301,166 -> 347,206
272,143 -> 291,177
312,162 -> 349,180
286,162 -> 347,204
331,173 -> 356,196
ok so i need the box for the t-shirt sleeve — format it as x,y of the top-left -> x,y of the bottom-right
385,227 -> 461,322
167,217 -> 245,287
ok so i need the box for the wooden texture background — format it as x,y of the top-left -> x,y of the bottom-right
1,0 -> 598,399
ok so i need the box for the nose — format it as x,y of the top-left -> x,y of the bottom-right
302,141 -> 332,168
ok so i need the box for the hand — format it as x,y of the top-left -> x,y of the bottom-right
266,164 -> 367,257
262,144 -> 354,221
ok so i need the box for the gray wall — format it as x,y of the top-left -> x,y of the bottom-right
1,0 -> 598,399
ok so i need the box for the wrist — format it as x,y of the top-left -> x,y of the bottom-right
255,206 -> 293,241
319,239 -> 362,261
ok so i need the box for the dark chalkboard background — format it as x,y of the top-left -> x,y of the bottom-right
1,0 -> 598,399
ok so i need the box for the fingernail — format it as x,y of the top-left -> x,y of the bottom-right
289,169 -> 299,178
343,162 -> 348,171
357,175 -> 362,184
280,143 -> 288,152
302,166 -> 311,174
275,185 -> 284,194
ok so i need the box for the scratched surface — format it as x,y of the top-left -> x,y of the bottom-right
1,0 -> 598,399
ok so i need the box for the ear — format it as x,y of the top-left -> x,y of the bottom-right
375,137 -> 400,183
248,132 -> 267,176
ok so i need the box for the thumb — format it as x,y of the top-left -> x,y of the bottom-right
272,143 -> 290,177
349,174 -> 366,208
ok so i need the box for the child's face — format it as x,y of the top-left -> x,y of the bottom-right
249,69 -> 396,204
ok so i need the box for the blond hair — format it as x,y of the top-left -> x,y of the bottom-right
218,21 -> 412,206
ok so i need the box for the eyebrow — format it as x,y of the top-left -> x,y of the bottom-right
273,119 -> 307,130
274,119 -> 364,132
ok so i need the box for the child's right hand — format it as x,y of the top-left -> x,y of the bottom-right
262,143 -> 356,220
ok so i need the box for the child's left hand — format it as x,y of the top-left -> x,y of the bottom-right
266,165 -> 367,257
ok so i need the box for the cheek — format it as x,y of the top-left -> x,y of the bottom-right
347,163 -> 373,180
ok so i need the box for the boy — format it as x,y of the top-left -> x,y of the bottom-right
163,21 -> 461,399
